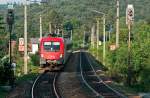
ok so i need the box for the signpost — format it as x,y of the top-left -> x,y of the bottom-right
19,38 -> 24,46
19,38 -> 24,52
126,4 -> 134,86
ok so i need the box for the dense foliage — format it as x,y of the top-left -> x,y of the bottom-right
90,20 -> 150,92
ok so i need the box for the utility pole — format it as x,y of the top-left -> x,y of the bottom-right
24,0 -> 28,74
40,14 -> 42,39
57,26 -> 60,36
103,15 -> 106,65
109,31 -> 111,41
55,24 -> 57,35
49,22 -> 52,33
83,31 -> 85,47
96,18 -> 100,59
90,9 -> 106,65
91,25 -> 95,48
71,30 -> 73,40
62,30 -> 64,38
109,24 -> 112,41
116,0 -> 119,48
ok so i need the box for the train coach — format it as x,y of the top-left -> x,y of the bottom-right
39,35 -> 71,70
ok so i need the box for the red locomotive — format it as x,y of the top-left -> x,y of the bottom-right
39,35 -> 71,70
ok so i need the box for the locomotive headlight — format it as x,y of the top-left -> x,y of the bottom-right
60,54 -> 63,58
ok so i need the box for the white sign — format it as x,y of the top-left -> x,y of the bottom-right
19,38 -> 24,46
18,45 -> 24,52
31,44 -> 39,54
99,41 -> 102,45
126,4 -> 134,25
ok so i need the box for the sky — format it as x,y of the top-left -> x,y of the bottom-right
0,0 -> 24,4
0,0 -> 41,4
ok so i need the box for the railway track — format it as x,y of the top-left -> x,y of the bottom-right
31,71 -> 60,98
79,51 -> 128,98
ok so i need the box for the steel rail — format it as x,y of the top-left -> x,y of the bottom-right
79,51 -> 103,97
31,72 -> 60,98
85,53 -> 127,98
31,74 -> 42,98
53,73 -> 60,98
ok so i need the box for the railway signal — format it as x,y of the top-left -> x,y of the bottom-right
126,4 -> 134,86
7,4 -> 14,67
126,4 -> 134,25
7,4 -> 15,88
7,5 -> 14,30
63,22 -> 73,31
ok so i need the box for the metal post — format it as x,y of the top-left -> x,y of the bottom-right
58,28 -> 60,35
103,15 -> 106,65
127,22 -> 131,86
71,30 -> 73,40
40,14 -> 42,39
49,22 -> 52,33
96,18 -> 100,59
83,31 -> 85,47
116,0 -> 119,47
55,24 -> 57,35
109,31 -> 111,41
62,30 -> 64,38
24,0 -> 28,74
126,4 -> 134,86
9,25 -> 12,67
91,25 -> 95,48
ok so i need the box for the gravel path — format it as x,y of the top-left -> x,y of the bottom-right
57,52 -> 91,98
6,82 -> 32,98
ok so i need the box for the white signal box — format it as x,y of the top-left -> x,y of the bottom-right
19,38 -> 24,46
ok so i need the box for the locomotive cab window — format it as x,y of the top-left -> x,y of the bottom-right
44,42 -> 60,52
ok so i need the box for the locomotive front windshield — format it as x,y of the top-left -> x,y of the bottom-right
44,41 -> 60,51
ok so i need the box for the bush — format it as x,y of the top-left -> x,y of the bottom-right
30,52 -> 40,66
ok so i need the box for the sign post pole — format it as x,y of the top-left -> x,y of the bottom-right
126,4 -> 134,86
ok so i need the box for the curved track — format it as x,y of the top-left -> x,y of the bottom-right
79,51 -> 127,98
31,71 -> 60,98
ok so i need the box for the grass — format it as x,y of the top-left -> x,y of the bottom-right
88,51 -> 139,96
16,73 -> 38,84
0,88 -> 8,98
0,64 -> 39,98
0,73 -> 38,98
109,82 -> 138,96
